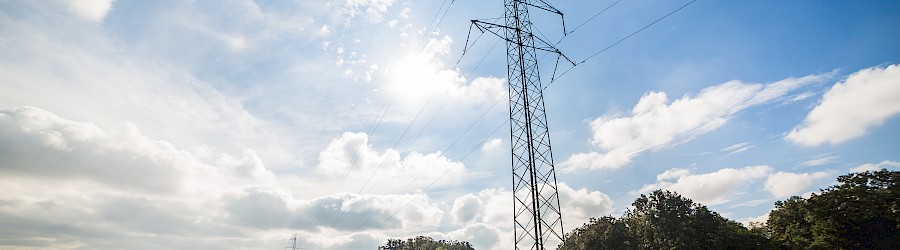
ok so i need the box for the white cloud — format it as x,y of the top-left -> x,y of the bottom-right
475,188 -> 512,229
748,72 -> 834,106
0,1 -> 521,249
342,0 -> 396,23
636,166 -> 773,206
423,35 -> 453,57
0,108 -> 337,248
721,142 -> 753,155
400,7 -> 410,18
764,171 -> 830,198
729,198 -> 771,208
0,106 -> 251,194
0,105 -> 614,249
656,168 -> 692,181
799,155 -> 839,167
741,212 -> 770,228
303,232 -> 383,250
431,223 -> 507,250
225,186 -> 443,231
448,183 -> 610,249
450,194 -> 483,225
0,2 -> 306,172
558,183 -> 614,228
475,184 -> 613,227
383,35 -> 506,121
721,142 -> 749,152
0,106 -> 457,248
788,64 -> 900,146
0,191 -> 260,249
314,132 -> 472,194
850,160 -> 900,173
62,0 -> 115,21
481,138 -> 502,151
563,74 -> 828,172
789,92 -> 816,102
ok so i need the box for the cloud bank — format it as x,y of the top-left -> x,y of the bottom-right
636,166 -> 832,205
564,74 -> 829,172
788,64 -> 900,146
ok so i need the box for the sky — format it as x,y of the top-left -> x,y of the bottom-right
1,0 -> 899,249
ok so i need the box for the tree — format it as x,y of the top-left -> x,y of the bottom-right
560,190 -> 768,250
767,196 -> 814,248
626,190 -> 700,249
378,236 -> 474,250
767,169 -> 899,249
560,169 -> 898,250
558,216 -> 632,249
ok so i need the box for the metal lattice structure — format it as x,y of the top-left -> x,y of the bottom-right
470,1 -> 571,249
285,233 -> 301,250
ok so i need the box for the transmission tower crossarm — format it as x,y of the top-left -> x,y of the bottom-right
471,20 -> 567,56
521,0 -> 563,18
522,0 -> 567,35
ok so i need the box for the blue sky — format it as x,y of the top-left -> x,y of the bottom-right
1,0 -> 899,249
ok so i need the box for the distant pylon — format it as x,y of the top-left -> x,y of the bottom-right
469,1 -> 571,249
285,233 -> 301,250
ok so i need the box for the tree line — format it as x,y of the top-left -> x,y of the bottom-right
378,169 -> 897,249
378,236 -> 474,250
559,169 -> 898,249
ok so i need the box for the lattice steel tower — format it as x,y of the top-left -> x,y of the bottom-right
471,1 -> 570,249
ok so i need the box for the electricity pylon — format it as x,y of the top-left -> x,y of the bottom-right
469,1 -> 572,249
285,233 -> 301,250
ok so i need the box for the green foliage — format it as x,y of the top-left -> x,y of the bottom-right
559,190 -> 769,250
378,236 -> 474,250
560,170 -> 899,249
558,216 -> 631,249
767,169 -> 899,249
768,196 -> 814,248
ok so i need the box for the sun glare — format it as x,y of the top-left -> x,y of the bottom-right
231,35 -> 248,50
389,53 -> 448,104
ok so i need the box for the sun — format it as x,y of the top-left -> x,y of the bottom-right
230,35 -> 248,50
387,52 -> 449,105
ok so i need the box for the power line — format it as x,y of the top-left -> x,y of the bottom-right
408,38 -> 499,153
420,0 -> 451,43
328,0 -> 701,246
466,1 -> 573,247
339,38 -> 504,233
340,35 -> 504,240
563,0 -> 623,40
419,0 -> 458,52
342,94 -> 504,237
347,117 -> 509,250
323,6 -> 495,229
581,0 -> 698,64
466,39 -> 501,80
375,118 -> 507,230
334,38 -> 503,234
534,0 -> 623,79
329,92 -> 436,228
444,97 -> 502,156
311,91 -> 398,228
431,0 -> 458,39
331,99 -> 503,236
344,1 -> 562,246
550,0 -> 699,85
329,52 -> 502,229
323,0 -> 638,240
